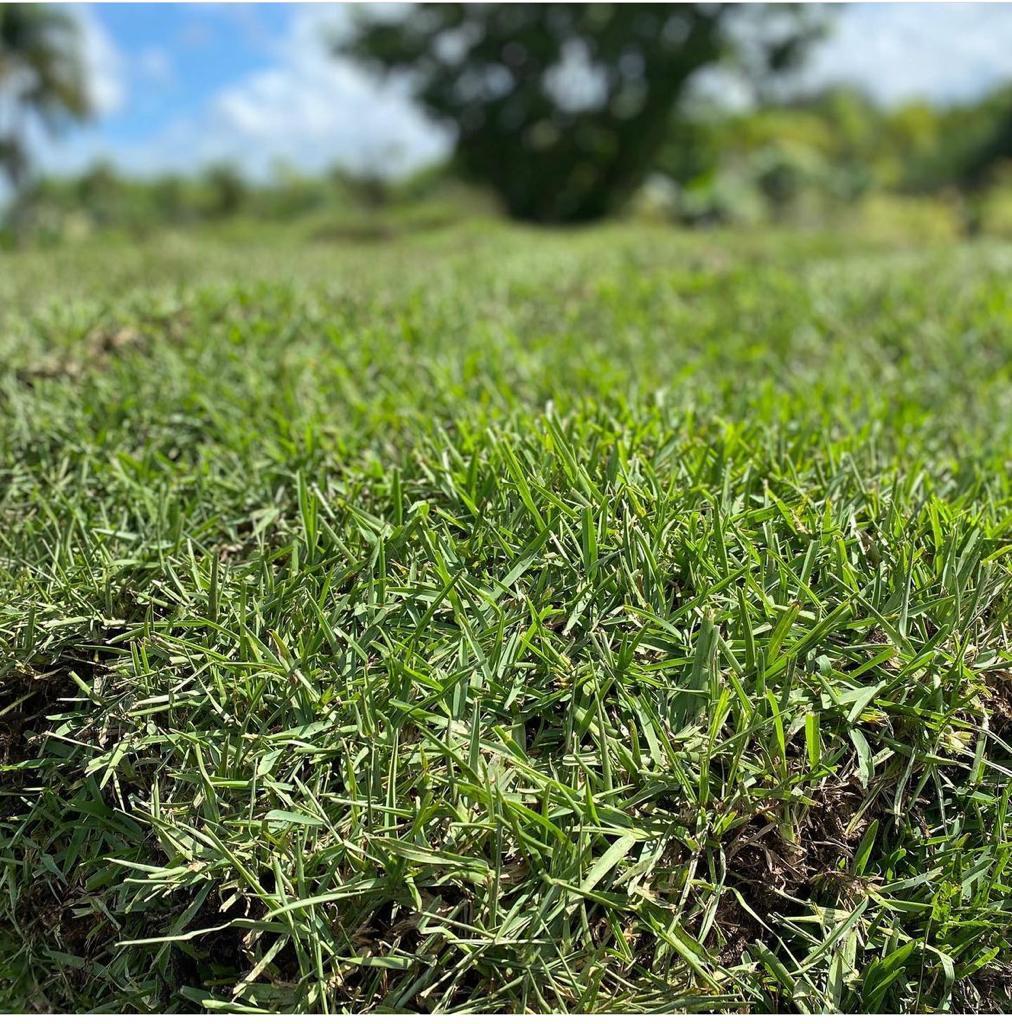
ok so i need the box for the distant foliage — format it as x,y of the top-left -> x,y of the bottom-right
340,3 -> 824,223
0,159 -> 476,245
646,85 -> 1012,229
6,80 -> 1012,244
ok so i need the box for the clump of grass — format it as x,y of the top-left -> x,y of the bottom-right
1,225 -> 1010,1011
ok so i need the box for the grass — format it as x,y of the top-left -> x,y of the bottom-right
1,222 -> 1011,1012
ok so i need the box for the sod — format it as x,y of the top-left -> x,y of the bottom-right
1,225 -> 1011,1011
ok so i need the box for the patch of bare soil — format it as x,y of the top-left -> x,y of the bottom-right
15,325 -> 147,385
1,669 -> 79,771
15,875 -> 118,969
713,780 -> 874,962
981,669 -> 1012,738
169,891 -> 248,992
952,961 -> 1012,1012
796,780 -> 871,898
1,642 -> 120,814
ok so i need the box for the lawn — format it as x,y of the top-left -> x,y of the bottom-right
1,223 -> 1011,1012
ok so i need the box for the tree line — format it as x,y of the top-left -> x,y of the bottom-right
3,2 -> 1012,239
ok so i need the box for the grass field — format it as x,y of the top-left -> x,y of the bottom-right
2,223 -> 1011,1012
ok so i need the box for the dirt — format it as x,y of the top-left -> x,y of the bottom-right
796,780 -> 870,896
15,307 -> 195,388
168,890 -> 250,992
0,668 -> 82,771
0,637 -> 121,775
952,961 -> 1012,1012
15,325 -> 147,385
981,669 -> 1012,738
713,780 -> 874,962
15,875 -> 117,966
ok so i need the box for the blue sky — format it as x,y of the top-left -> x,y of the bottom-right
34,3 -> 1012,180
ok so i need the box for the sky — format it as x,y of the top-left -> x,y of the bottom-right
27,3 -> 1012,181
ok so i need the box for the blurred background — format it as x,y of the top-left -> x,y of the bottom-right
3,1 -> 1012,247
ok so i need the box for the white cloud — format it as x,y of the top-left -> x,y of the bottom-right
204,4 -> 450,177
691,3 -> 1012,112
799,3 -> 1012,106
70,5 -> 126,117
30,3 -> 449,181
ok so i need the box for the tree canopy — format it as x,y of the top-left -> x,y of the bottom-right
0,3 -> 91,187
340,3 -> 824,223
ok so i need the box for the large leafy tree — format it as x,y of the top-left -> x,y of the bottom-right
0,3 -> 91,188
340,4 -> 823,223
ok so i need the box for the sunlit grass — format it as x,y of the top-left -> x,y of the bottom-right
1,225 -> 1011,1011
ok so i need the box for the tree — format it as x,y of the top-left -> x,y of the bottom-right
202,162 -> 248,219
0,4 -> 91,188
339,4 -> 824,223
959,87 -> 1012,190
